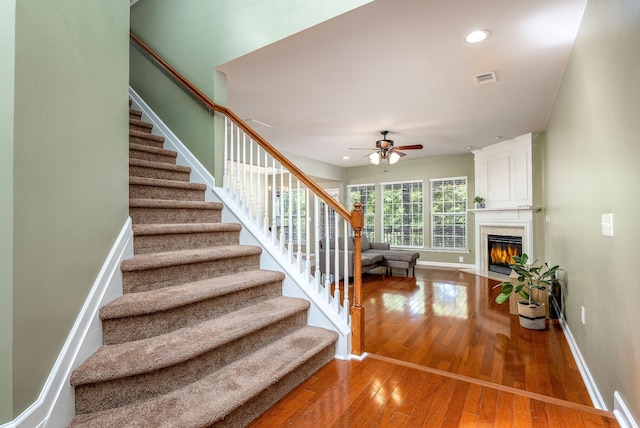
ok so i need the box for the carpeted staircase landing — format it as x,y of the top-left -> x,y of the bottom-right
68,105 -> 338,427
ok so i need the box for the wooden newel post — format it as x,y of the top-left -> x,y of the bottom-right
350,202 -> 365,356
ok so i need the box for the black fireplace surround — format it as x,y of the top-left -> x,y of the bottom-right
487,234 -> 522,275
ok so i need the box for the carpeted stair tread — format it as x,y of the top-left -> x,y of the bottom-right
130,176 -> 207,191
71,296 -> 311,386
129,157 -> 190,174
129,118 -> 153,133
128,198 -> 222,210
130,142 -> 177,158
129,108 -> 142,118
120,245 -> 260,272
69,326 -> 337,427
132,222 -> 241,236
101,269 -> 284,320
129,157 -> 190,173
129,129 -> 164,143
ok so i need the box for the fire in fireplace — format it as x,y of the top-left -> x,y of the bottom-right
487,234 -> 522,275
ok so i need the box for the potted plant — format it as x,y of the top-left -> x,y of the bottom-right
473,196 -> 485,208
494,253 -> 560,330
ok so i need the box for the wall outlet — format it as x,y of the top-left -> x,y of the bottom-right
458,256 -> 464,263
581,305 -> 586,325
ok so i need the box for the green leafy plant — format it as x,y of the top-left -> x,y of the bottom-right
494,253 -> 560,305
473,196 -> 485,204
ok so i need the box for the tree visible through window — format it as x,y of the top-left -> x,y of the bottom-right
430,177 -> 467,249
280,188 -> 306,242
381,181 -> 423,247
348,184 -> 375,241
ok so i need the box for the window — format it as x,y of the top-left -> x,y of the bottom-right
347,184 -> 375,241
280,188 -> 307,242
381,181 -> 423,247
318,188 -> 340,240
430,177 -> 467,249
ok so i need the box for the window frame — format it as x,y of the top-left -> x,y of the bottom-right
347,183 -> 376,242
380,180 -> 424,248
429,176 -> 468,250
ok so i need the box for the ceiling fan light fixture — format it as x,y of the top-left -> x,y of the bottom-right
389,152 -> 401,164
369,152 -> 381,165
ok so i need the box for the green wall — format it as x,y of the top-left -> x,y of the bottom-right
345,154 -> 475,265
0,1 -> 16,421
129,0 -> 371,184
544,0 -> 639,416
5,1 -> 130,419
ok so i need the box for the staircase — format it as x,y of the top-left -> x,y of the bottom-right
68,105 -> 338,427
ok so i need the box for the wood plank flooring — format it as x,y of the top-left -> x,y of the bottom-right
249,268 -> 618,427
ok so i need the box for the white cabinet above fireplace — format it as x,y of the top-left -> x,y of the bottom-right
473,133 -> 532,209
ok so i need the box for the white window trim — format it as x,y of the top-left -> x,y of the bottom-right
429,176 -> 468,250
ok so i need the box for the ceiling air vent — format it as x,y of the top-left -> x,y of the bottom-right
473,71 -> 497,85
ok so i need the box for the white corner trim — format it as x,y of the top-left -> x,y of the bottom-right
554,300 -> 607,410
1,219 -> 133,428
614,391 -> 638,428
417,260 -> 476,270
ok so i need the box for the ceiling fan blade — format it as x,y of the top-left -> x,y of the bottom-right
349,147 -> 376,151
394,144 -> 423,151
395,151 -> 407,157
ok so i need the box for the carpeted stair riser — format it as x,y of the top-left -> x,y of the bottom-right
217,342 -> 336,428
129,130 -> 165,148
129,158 -> 191,182
129,118 -> 153,134
129,108 -> 142,120
129,178 -> 206,202
101,272 -> 284,344
130,143 -> 177,164
129,199 -> 222,222
69,327 -> 337,427
121,249 -> 262,293
132,223 -> 241,254
74,301 -> 310,414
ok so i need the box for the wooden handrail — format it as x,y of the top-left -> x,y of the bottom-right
130,31 -> 365,355
130,32 -> 351,221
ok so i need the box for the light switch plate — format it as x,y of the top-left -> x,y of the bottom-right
601,213 -> 614,237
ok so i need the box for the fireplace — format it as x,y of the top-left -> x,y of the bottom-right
487,234 -> 522,275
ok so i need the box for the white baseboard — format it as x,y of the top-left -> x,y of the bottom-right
417,260 -> 476,270
614,391 -> 638,428
1,219 -> 133,428
553,300 -> 607,410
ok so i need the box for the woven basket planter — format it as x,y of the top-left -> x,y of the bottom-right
518,301 -> 546,330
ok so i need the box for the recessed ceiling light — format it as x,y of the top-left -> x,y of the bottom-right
342,156 -> 350,160
465,30 -> 489,43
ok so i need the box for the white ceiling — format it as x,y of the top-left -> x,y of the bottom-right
218,0 -> 587,167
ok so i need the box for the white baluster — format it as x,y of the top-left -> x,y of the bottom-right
279,166 -> 285,253
342,220 -> 350,322
333,209 -> 340,310
323,201 -> 331,304
271,159 -> 277,244
314,195 -> 321,293
255,144 -> 261,229
242,133 -> 247,212
263,151 -> 269,236
235,127 -> 241,204
223,117 -> 229,191
248,137 -> 254,217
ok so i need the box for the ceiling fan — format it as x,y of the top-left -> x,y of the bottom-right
351,131 -> 424,165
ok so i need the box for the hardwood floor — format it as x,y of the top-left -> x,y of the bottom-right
249,268 -> 618,427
